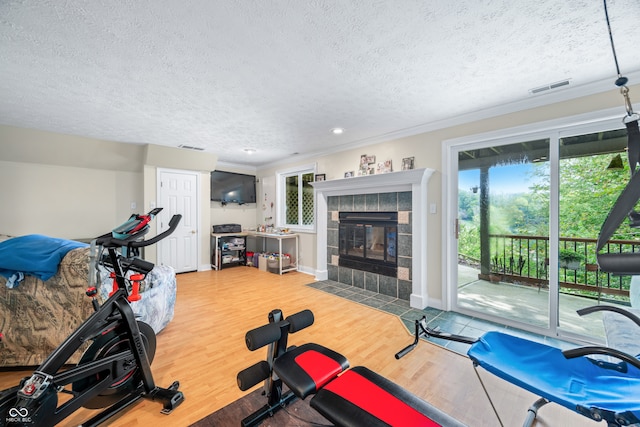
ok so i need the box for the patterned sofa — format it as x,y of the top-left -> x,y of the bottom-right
0,238 -> 176,368
95,261 -> 177,335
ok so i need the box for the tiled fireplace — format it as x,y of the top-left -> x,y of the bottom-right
328,194 -> 411,299
312,168 -> 434,309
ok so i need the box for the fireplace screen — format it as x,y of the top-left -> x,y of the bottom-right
339,212 -> 398,277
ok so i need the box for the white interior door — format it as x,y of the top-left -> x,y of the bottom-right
157,169 -> 198,273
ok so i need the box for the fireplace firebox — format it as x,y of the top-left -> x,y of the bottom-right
338,211 -> 398,277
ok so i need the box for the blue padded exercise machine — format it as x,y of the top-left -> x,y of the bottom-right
396,307 -> 640,427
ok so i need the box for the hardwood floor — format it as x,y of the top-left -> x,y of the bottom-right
0,268 -> 598,426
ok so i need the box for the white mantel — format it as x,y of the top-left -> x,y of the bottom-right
311,168 -> 434,309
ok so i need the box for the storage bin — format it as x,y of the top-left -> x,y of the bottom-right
258,254 -> 268,271
266,254 -> 291,273
267,261 -> 279,273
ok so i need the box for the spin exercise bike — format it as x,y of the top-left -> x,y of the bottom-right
0,208 -> 185,426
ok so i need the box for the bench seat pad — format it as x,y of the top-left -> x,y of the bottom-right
310,366 -> 467,427
273,342 -> 349,399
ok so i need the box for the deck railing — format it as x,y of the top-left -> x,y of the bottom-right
483,234 -> 640,299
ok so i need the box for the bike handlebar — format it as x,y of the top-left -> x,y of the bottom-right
96,214 -> 182,249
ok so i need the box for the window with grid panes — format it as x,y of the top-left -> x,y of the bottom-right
278,167 -> 315,231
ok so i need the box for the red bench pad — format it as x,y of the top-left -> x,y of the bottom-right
310,366 -> 467,427
273,343 -> 349,399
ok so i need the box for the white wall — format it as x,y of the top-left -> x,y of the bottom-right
0,160 -> 140,239
0,125 -> 219,270
210,202 -> 259,230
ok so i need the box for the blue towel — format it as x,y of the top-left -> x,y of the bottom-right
0,234 -> 89,286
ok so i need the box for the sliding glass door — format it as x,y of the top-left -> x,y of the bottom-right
456,138 -> 551,329
557,128 -> 631,338
448,116 -> 632,340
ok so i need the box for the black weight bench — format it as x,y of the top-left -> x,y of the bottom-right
237,309 -> 466,427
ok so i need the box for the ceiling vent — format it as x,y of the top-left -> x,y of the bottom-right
529,79 -> 571,95
178,144 -> 205,151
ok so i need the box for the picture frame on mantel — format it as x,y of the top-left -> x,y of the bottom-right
359,154 -> 377,176
402,157 -> 415,171
376,159 -> 392,174
315,173 -> 326,182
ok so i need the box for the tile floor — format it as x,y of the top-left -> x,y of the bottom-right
307,279 -> 576,356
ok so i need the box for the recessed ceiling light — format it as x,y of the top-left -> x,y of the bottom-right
331,128 -> 344,135
244,148 -> 256,154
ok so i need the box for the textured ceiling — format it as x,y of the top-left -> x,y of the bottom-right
1,0 -> 639,168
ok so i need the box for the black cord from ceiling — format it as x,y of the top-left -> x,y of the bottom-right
603,0 -> 636,118
603,0 -> 628,87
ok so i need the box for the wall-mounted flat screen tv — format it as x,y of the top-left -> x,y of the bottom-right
210,170 -> 257,204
